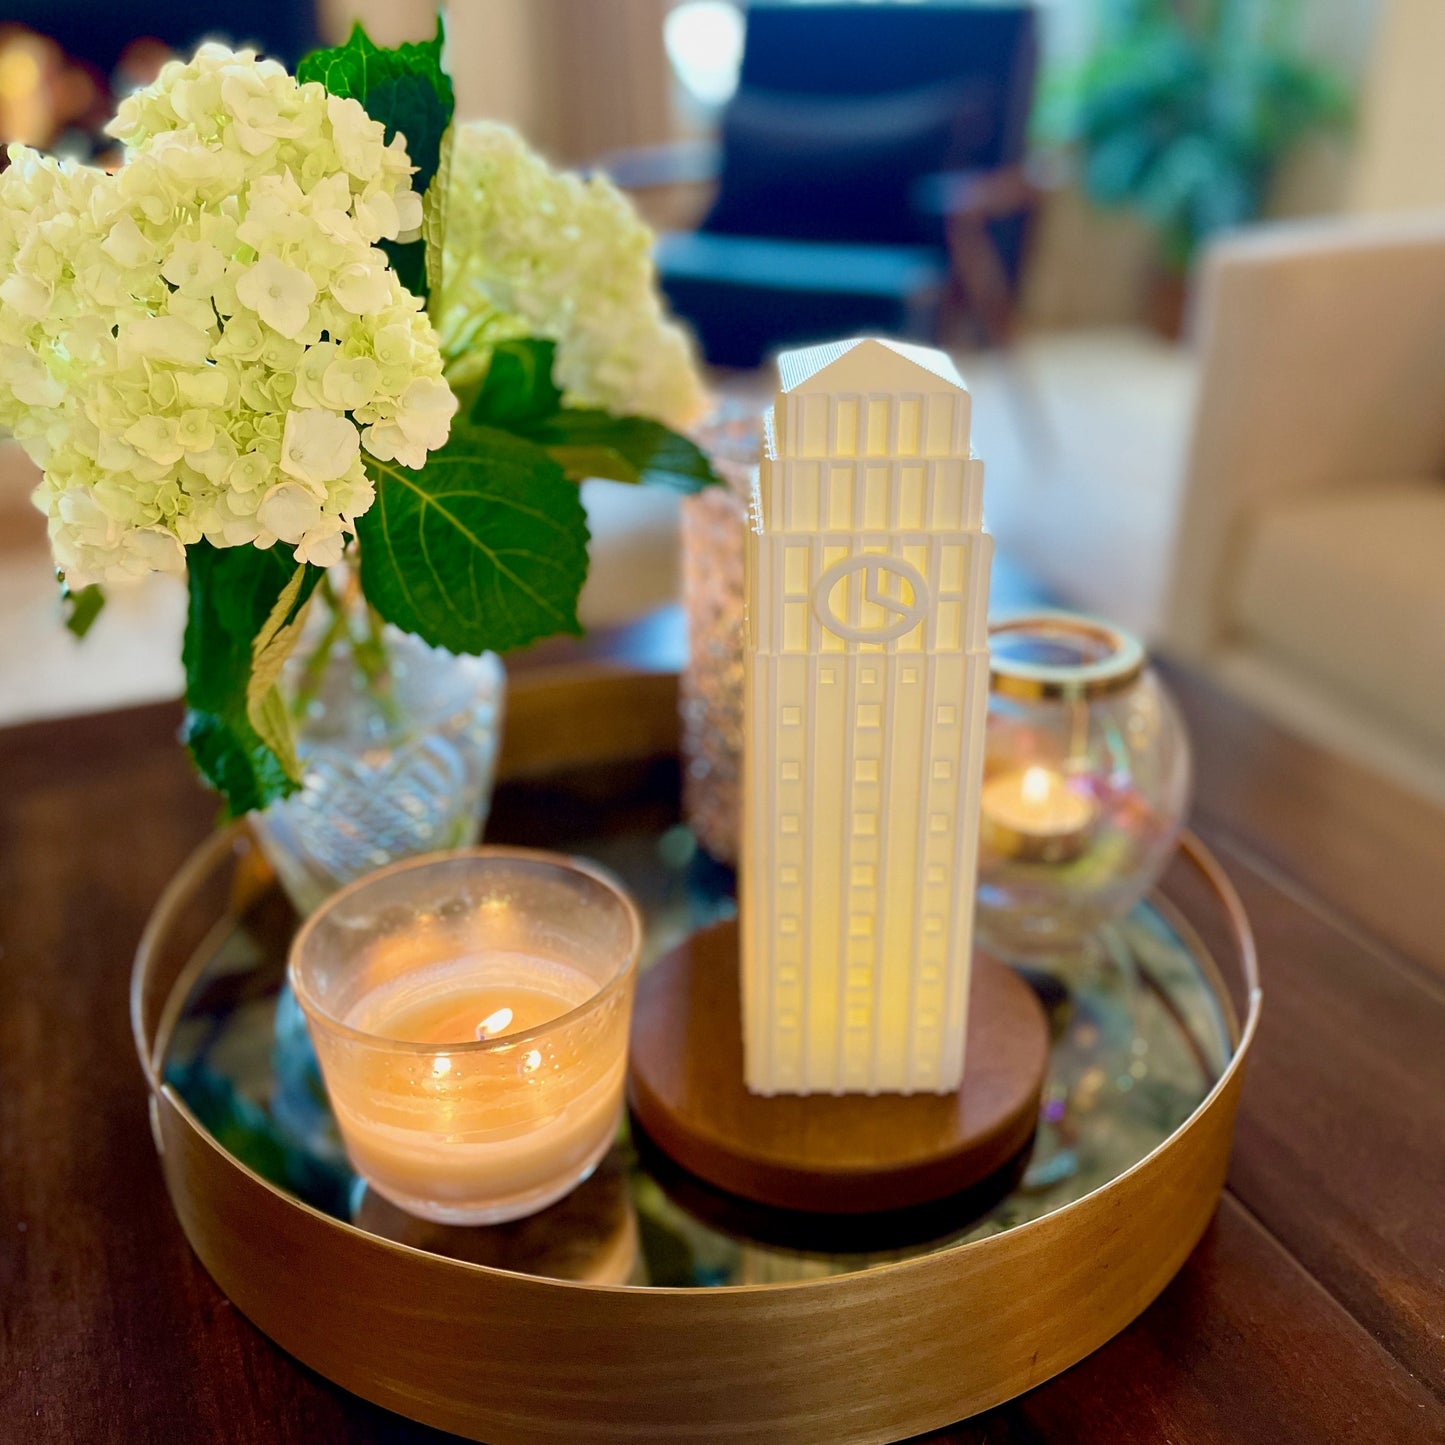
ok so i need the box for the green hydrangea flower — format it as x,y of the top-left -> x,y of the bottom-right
0,44 -> 458,583
435,120 -> 707,430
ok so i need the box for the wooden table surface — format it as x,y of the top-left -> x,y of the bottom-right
3,653 -> 1443,1444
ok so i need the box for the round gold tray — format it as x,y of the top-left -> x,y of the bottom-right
132,665 -> 1261,1445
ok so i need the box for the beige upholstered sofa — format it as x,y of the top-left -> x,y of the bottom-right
1165,212 -> 1445,800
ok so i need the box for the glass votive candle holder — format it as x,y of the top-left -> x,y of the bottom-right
289,848 -> 642,1226
976,612 -> 1192,961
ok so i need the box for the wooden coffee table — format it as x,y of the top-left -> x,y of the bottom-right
2,641 -> 1442,1444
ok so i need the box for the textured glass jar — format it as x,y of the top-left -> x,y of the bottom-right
251,581 -> 506,918
975,613 -> 1191,960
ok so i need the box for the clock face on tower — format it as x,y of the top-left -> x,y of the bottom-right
811,555 -> 931,645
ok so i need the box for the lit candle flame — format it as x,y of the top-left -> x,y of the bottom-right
1021,765 -> 1054,806
475,1006 -> 514,1041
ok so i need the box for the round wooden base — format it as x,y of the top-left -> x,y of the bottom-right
627,920 -> 1050,1214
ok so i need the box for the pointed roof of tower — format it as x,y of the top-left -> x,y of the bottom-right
777,337 -> 966,395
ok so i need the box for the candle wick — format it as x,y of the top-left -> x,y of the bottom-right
475,1006 -> 514,1041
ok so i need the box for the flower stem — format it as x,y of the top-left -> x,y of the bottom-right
289,563 -> 405,732
291,575 -> 349,719
351,602 -> 396,706
341,565 -> 405,731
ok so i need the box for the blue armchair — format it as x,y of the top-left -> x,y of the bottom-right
611,2 -> 1039,370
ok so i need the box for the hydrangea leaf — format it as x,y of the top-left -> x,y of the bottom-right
380,235 -> 427,301
469,338 -> 564,429
357,420 -> 590,655
298,19 -> 454,189
466,337 -> 719,493
59,578 -> 105,638
299,18 -> 455,301
182,542 -> 322,817
524,410 -> 720,493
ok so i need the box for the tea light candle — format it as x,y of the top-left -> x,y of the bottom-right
290,850 -> 641,1226
980,765 -> 1096,864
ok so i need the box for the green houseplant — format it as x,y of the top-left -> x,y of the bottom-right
1058,0 -> 1349,324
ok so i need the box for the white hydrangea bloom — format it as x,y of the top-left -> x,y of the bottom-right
435,121 -> 708,430
0,44 -> 457,585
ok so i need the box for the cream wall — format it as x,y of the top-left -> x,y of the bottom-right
318,0 -> 673,165
315,0 -> 437,47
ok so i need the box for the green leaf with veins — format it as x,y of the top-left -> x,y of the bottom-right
356,419 -> 590,656
467,336 -> 720,493
526,411 -> 719,493
298,19 -> 453,190
181,542 -> 322,817
469,338 -> 564,429
298,18 -> 454,301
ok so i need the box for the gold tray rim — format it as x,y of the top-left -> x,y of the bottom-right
130,663 -> 1262,1444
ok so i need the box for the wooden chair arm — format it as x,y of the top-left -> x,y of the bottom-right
919,157 -> 1065,348
589,139 -> 722,191
911,155 -> 1065,223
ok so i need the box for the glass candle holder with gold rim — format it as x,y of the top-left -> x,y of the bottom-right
976,612 -> 1191,960
289,848 -> 642,1225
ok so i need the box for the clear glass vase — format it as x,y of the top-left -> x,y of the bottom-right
250,575 -> 507,918
255,571 -> 506,1167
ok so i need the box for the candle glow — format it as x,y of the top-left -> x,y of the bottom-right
290,851 -> 640,1226
980,764 -> 1097,864
1022,766 -> 1052,806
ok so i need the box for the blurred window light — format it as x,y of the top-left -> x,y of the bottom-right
665,1 -> 746,109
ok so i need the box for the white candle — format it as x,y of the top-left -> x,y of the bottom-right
980,765 -> 1096,863
291,850 -> 640,1227
329,952 -> 625,1224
